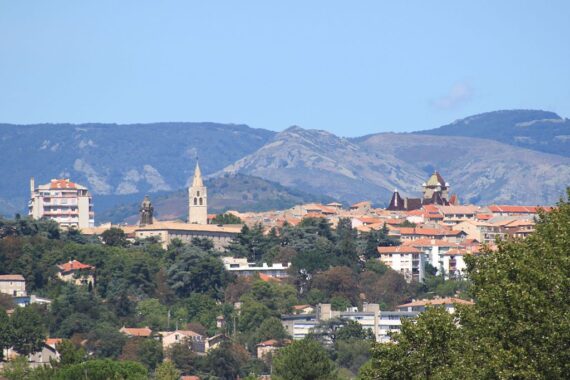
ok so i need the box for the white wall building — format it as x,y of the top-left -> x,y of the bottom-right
377,246 -> 427,282
0,274 -> 26,297
28,178 -> 94,229
222,257 -> 290,278
281,303 -> 418,343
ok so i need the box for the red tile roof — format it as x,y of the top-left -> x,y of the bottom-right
377,246 -> 423,254
259,273 -> 282,283
49,179 -> 77,189
45,338 -> 63,347
488,205 -> 552,214
405,238 -> 460,248
57,260 -> 95,273
0,274 -> 25,281
120,327 -> 153,337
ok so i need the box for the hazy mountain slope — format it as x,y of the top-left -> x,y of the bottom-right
358,133 -> 570,205
221,127 -> 570,205
98,174 -> 336,224
415,110 -> 570,157
220,126 -> 427,204
0,122 -> 275,216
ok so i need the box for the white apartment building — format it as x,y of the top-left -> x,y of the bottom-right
377,245 -> 427,282
28,178 -> 94,229
281,303 -> 418,343
222,257 -> 291,278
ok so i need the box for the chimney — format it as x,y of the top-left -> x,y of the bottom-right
30,177 -> 35,195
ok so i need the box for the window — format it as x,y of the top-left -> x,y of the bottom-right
197,191 -> 200,196
199,198 -> 203,205
194,198 -> 197,205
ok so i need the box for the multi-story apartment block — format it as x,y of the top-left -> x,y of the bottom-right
28,178 -> 94,229
281,303 -> 418,343
222,257 -> 291,278
377,245 -> 427,282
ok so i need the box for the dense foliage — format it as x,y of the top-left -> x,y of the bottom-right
0,214 -> 468,379
360,190 -> 570,379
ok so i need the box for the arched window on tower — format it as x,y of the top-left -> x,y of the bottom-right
194,198 -> 197,205
199,198 -> 203,205
197,191 -> 200,196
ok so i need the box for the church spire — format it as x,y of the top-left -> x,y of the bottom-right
192,161 -> 204,187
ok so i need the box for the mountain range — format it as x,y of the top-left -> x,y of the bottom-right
1,109 -> 569,221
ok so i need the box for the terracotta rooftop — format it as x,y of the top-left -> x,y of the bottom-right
120,327 -> 153,337
0,274 -> 25,281
377,245 -> 423,254
488,205 -> 552,214
45,338 -> 63,347
57,260 -> 95,273
405,238 -> 460,248
49,179 -> 77,189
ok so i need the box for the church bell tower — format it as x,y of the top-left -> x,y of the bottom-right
188,162 -> 208,224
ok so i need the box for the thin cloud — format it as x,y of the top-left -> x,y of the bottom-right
431,83 -> 473,109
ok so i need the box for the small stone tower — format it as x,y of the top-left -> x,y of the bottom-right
139,195 -> 154,226
188,162 -> 208,224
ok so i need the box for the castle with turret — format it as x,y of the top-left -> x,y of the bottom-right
387,171 -> 458,211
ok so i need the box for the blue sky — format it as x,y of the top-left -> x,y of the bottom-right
1,1 -> 569,136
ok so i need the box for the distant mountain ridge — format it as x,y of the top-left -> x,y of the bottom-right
0,122 -> 275,215
1,109 -> 569,218
221,126 -> 570,206
416,109 -> 570,157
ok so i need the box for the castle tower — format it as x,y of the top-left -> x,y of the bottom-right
422,171 -> 450,205
139,195 -> 154,226
188,162 -> 208,224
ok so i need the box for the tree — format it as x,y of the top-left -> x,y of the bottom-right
86,322 -> 126,358
359,306 -> 460,379
155,361 -> 180,380
101,228 -> 128,247
364,225 -> 399,260
10,305 -> 46,355
360,192 -> 570,379
136,298 -> 168,330
0,309 -> 13,361
211,213 -> 243,225
273,338 -> 337,380
336,320 -> 374,342
1,356 -> 31,380
137,338 -> 163,370
55,339 -> 86,366
248,317 -> 289,350
168,247 -> 230,299
312,266 -> 359,305
52,359 -> 147,380
452,192 -> 570,379
206,342 -> 249,380
168,342 -> 197,374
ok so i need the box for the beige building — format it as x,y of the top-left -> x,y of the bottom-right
188,162 -> 208,225
83,221 -> 242,250
135,221 -> 242,250
28,178 -> 94,229
0,274 -> 26,297
56,260 -> 95,287
454,220 -> 506,244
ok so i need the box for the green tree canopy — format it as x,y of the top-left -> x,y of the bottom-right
273,338 -> 337,380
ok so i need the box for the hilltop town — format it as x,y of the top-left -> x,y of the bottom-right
0,160 -> 563,379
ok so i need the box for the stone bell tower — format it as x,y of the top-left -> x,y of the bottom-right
139,195 -> 154,226
188,162 -> 207,224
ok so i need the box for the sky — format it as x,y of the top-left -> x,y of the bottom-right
1,1 -> 569,136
